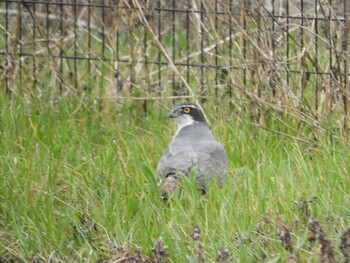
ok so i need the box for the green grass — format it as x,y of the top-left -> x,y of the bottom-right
0,96 -> 349,262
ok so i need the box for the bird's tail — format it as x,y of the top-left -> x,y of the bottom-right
162,174 -> 178,201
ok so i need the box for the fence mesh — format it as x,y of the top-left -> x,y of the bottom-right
0,0 -> 349,129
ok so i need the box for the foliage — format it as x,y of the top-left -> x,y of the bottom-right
0,96 -> 349,262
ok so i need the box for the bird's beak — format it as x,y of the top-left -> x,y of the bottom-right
168,110 -> 178,118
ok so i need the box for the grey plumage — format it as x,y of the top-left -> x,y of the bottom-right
157,103 -> 228,197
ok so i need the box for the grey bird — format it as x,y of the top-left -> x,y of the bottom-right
157,102 -> 229,199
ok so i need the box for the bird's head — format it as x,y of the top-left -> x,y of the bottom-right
168,102 -> 207,129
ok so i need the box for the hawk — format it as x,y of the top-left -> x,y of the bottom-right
157,102 -> 229,199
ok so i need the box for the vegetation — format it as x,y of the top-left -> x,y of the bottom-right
1,0 -> 350,262
0,96 -> 349,262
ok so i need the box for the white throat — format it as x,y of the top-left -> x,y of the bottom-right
173,115 -> 195,139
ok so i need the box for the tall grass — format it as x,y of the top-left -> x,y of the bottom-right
0,96 -> 349,262
1,0 -> 349,130
1,1 -> 350,261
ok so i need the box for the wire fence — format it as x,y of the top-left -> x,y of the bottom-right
0,0 -> 349,129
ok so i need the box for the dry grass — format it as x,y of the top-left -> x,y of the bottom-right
1,1 -> 349,135
0,3 -> 350,260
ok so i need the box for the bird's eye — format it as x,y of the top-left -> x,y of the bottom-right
183,107 -> 190,113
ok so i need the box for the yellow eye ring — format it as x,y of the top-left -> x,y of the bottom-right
183,107 -> 190,113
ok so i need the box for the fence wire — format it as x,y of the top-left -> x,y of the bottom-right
0,0 -> 349,128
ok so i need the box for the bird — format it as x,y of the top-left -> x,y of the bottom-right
157,102 -> 229,199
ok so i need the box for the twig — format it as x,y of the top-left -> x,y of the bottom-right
95,95 -> 207,100
132,0 -> 195,96
251,122 -> 313,145
132,0 -> 211,123
0,8 -> 97,30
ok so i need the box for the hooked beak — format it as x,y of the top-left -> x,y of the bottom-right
167,110 -> 178,118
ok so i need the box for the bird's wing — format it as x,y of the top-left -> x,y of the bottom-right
195,141 -> 229,189
157,142 -> 198,177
